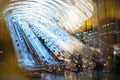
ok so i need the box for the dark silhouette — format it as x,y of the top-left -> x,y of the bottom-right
115,54 -> 120,73
94,61 -> 104,71
76,55 -> 83,73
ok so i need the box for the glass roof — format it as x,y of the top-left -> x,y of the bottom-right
4,0 -> 94,33
3,0 -> 95,65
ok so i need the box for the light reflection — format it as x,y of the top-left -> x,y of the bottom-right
3,0 -> 94,67
4,0 -> 94,33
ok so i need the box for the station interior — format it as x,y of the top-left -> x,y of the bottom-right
0,0 -> 120,80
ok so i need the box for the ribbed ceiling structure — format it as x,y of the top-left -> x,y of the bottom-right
2,0 -> 94,66
4,0 -> 94,33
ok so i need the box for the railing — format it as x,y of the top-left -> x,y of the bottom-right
74,30 -> 115,71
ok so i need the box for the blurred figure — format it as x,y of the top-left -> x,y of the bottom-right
115,54 -> 120,73
76,55 -> 83,73
94,61 -> 104,71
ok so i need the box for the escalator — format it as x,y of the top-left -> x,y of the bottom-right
4,16 -> 67,74
2,0 -> 98,73
74,30 -> 114,70
4,15 -> 99,72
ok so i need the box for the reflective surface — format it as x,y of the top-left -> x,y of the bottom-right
0,0 -> 120,80
3,0 -> 94,33
30,71 -> 120,80
0,36 -> 29,80
3,0 -> 95,69
0,39 -> 119,80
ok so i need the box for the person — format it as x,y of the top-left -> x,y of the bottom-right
94,61 -> 103,71
76,62 -> 83,73
76,55 -> 83,73
115,54 -> 120,72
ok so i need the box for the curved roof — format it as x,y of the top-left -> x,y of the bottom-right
3,0 -> 94,33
